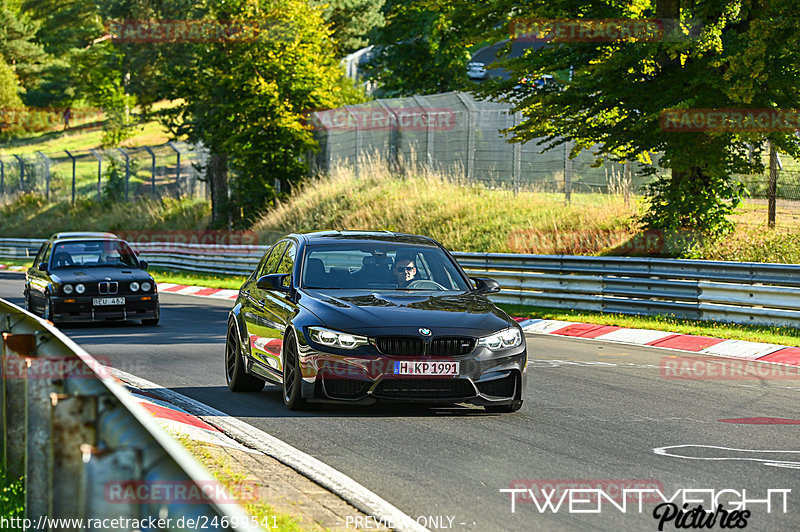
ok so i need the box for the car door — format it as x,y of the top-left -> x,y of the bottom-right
27,243 -> 51,310
242,240 -> 289,379
266,242 -> 300,377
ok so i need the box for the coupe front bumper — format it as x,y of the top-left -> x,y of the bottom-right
296,338 -> 527,406
50,294 -> 159,323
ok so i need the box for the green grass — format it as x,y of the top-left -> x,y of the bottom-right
172,433 -> 310,532
0,194 -> 210,239
500,303 -> 800,347
149,268 -> 245,290
0,468 -> 24,527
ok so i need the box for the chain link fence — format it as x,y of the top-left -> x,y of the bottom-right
0,141 -> 209,203
308,91 -> 800,203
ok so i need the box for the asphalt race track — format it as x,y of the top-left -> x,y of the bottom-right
2,270 -> 799,531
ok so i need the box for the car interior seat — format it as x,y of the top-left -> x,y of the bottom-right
52,252 -> 74,268
304,258 -> 327,286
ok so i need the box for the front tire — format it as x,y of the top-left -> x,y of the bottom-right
282,331 -> 309,410
42,293 -> 57,324
225,321 -> 265,392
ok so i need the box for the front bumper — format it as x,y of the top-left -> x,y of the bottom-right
295,336 -> 527,406
50,294 -> 159,323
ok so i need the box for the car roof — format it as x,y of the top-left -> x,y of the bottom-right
291,230 -> 441,247
51,232 -> 119,240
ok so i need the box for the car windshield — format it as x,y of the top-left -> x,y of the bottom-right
50,240 -> 140,269
302,243 -> 470,291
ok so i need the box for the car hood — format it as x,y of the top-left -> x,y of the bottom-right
50,267 -> 151,284
300,289 -> 512,336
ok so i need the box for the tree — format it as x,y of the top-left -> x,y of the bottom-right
0,0 -> 49,100
459,0 -> 800,238
0,53 -> 24,108
311,0 -> 385,56
363,0 -> 474,96
159,0 -> 364,226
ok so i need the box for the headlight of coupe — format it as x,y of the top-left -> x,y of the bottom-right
62,284 -> 73,295
478,327 -> 522,350
75,283 -> 85,294
308,327 -> 368,350
130,282 -> 140,292
141,281 -> 152,292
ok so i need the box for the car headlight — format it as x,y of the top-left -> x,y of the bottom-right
130,282 -> 140,292
75,283 -> 85,294
308,327 -> 368,350
141,281 -> 152,292
62,284 -> 73,295
478,327 -> 522,351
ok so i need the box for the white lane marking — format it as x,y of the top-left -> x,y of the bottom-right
522,319 -> 578,334
592,328 -> 675,345
699,340 -> 787,360
113,368 -> 429,532
653,444 -> 800,469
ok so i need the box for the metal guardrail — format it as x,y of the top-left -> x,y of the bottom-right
2,238 -> 800,327
0,298 -> 260,531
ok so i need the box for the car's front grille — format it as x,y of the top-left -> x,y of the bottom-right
476,374 -> 517,397
376,337 -> 424,356
430,337 -> 475,356
323,378 -> 370,399
373,378 -> 475,399
98,281 -> 119,294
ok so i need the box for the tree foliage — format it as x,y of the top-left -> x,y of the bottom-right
453,0 -> 800,236
311,0 -> 385,56
0,53 -> 24,108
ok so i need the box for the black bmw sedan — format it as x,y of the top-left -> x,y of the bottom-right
24,232 -> 159,325
225,231 -> 526,412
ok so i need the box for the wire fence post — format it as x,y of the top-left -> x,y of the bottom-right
117,148 -> 130,201
65,150 -> 77,205
37,151 -> 51,200
144,146 -> 156,196
768,142 -> 779,228
89,149 -> 102,200
455,93 -> 477,183
168,141 -> 181,190
376,100 -> 399,172
13,155 -> 24,192
564,140 -> 572,204
512,111 -> 522,196
0,159 -> 4,196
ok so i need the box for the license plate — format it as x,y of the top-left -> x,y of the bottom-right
93,297 -> 125,306
393,361 -> 459,376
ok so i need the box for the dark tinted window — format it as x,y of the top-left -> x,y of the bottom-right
50,240 -> 139,269
276,243 -> 296,287
260,241 -> 289,276
302,243 -> 469,291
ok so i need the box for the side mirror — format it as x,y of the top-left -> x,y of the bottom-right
139,259 -> 148,270
470,277 -> 501,294
256,273 -> 290,292
38,262 -> 48,272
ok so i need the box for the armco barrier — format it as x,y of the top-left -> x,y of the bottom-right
0,298 -> 260,531
2,239 -> 800,327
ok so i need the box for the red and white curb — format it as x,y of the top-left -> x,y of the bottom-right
517,318 -> 800,366
156,282 -> 239,300
126,386 -> 256,453
0,264 -> 26,272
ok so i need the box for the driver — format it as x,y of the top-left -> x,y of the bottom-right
394,258 -> 417,288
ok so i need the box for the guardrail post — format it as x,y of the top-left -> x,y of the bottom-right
26,345 -> 59,522
52,394 -> 98,529
1,329 -> 28,480
65,150 -> 77,205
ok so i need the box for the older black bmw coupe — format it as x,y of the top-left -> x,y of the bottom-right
24,232 -> 159,325
225,231 -> 526,412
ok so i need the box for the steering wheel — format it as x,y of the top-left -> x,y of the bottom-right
406,279 -> 447,290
